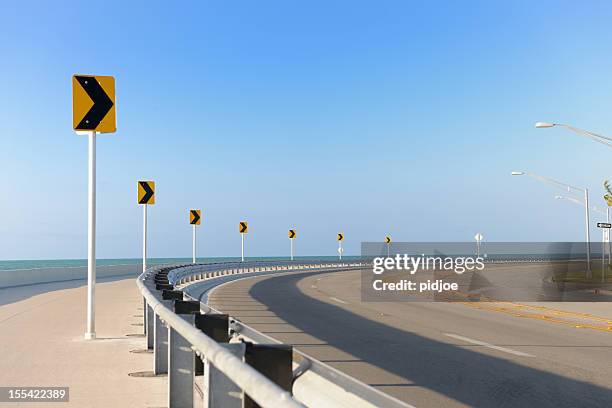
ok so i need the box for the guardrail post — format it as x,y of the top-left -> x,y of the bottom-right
168,300 -> 200,408
154,290 -> 184,375
153,304 -> 170,375
194,314 -> 229,375
203,343 -> 245,408
243,343 -> 293,408
143,297 -> 147,335
146,303 -> 154,349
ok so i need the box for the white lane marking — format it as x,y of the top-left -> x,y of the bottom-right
330,297 -> 349,304
444,333 -> 534,358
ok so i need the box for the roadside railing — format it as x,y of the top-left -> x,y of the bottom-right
138,260 -> 413,408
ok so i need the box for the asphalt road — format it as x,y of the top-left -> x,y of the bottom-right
205,268 -> 612,408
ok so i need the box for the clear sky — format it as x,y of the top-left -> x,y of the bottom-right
2,1 -> 612,260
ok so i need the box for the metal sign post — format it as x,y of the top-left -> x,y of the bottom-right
239,222 -> 248,262
73,74 -> 116,341
474,233 -> 483,257
385,236 -> 391,257
604,200 -> 612,267
143,204 -> 148,273
138,181 -> 155,274
605,229 -> 608,281
288,229 -> 296,261
337,233 -> 344,260
85,130 -> 96,340
606,207 -> 612,265
189,210 -> 201,264
192,224 -> 196,264
597,222 -> 611,281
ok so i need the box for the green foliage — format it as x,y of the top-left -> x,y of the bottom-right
604,180 -> 612,195
603,181 -> 612,206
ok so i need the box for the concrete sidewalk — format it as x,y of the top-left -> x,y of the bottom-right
0,277 -> 166,407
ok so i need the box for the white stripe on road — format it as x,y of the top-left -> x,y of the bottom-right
444,333 -> 534,358
330,297 -> 349,304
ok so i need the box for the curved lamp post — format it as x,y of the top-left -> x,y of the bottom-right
512,171 -> 592,276
556,195 -> 611,270
535,122 -> 612,148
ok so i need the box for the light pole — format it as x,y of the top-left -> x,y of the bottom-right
554,194 -> 607,217
555,195 -> 611,268
512,171 -> 592,277
535,122 -> 612,148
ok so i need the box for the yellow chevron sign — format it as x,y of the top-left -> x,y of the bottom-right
385,236 -> 391,244
239,221 -> 248,234
137,181 -> 155,205
337,233 -> 344,241
190,209 -> 201,225
72,75 -> 116,133
288,229 -> 296,239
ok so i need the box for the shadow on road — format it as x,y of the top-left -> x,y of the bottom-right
249,272 -> 612,408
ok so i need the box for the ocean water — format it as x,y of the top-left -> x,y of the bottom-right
0,256 -> 358,271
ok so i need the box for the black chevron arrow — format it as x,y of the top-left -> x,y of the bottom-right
289,230 -> 295,238
75,76 -> 114,130
240,222 -> 247,233
191,210 -> 200,224
139,182 -> 154,204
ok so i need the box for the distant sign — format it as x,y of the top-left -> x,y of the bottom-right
190,210 -> 201,225
474,233 -> 483,242
239,222 -> 248,234
597,222 -> 611,229
385,236 -> 391,244
137,181 -> 155,205
72,75 -> 116,133
288,229 -> 296,239
337,233 -> 344,241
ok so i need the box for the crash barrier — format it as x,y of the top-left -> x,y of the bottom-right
138,260 -> 413,408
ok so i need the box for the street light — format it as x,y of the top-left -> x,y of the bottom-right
554,194 -> 607,216
511,171 -> 585,194
535,122 -> 612,148
555,194 -> 611,268
512,171 -> 592,276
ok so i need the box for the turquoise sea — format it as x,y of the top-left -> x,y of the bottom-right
0,256 -> 359,271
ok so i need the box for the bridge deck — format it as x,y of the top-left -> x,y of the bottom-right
0,276 -> 165,407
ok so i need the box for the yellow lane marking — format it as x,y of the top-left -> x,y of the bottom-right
495,302 -> 612,323
459,302 -> 612,333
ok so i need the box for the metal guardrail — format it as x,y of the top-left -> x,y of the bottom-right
138,260 -> 413,408
138,263 -> 302,408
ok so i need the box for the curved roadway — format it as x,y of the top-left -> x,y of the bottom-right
203,268 -> 612,408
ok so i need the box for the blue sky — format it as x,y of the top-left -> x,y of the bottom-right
2,1 -> 612,260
